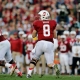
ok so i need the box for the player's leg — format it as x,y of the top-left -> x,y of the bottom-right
64,54 -> 70,74
45,52 -> 60,77
40,54 -> 46,76
0,40 -> 12,67
44,41 -> 54,68
6,53 -> 22,77
25,53 -> 31,73
68,52 -> 72,74
44,41 -> 60,77
0,40 -> 20,75
27,41 -> 43,78
0,40 -> 16,75
30,48 -> 39,74
44,51 -> 54,67
59,53 -> 65,74
5,40 -> 22,77
36,60 -> 40,74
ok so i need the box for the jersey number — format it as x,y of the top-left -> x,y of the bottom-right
43,24 -> 50,37
60,45 -> 67,51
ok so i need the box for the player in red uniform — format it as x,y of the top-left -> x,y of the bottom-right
25,34 -> 34,65
58,35 -> 71,74
27,10 -> 59,78
0,30 -> 22,77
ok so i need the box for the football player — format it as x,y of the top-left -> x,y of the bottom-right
25,34 -> 34,65
0,30 -> 22,77
58,35 -> 71,74
27,10 -> 60,78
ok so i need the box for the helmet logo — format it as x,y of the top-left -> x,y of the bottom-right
43,12 -> 46,16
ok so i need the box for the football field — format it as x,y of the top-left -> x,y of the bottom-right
0,74 -> 80,80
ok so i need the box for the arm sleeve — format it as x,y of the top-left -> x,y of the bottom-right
33,21 -> 37,31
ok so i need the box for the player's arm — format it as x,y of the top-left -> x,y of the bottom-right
32,30 -> 37,38
53,29 -> 57,39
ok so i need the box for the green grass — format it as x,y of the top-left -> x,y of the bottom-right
0,74 -> 80,80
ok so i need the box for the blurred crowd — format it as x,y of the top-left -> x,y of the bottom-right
0,0 -> 80,75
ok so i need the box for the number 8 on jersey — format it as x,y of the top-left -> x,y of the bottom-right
43,24 -> 50,37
